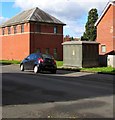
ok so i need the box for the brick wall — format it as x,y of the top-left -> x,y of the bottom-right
30,23 -> 63,60
0,23 -> 30,60
0,22 -> 64,60
113,5 -> 115,51
97,5 -> 114,55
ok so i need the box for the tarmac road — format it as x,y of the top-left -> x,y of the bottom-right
1,64 -> 114,118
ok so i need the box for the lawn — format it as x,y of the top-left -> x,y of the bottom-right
56,61 -> 115,74
0,60 -> 21,65
81,67 -> 115,74
56,61 -> 63,67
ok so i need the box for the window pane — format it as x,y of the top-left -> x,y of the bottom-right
46,48 -> 49,54
54,26 -> 57,34
101,45 -> 106,53
2,28 -> 5,35
38,48 -> 41,53
36,48 -> 41,53
54,48 -> 57,59
21,24 -> 24,33
14,26 -> 17,34
36,24 -> 40,32
8,27 -> 11,34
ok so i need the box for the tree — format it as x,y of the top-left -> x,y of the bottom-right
81,8 -> 98,41
70,37 -> 74,41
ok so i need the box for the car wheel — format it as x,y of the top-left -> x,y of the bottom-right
20,64 -> 24,71
34,65 -> 39,73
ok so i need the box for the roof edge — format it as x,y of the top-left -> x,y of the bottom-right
62,41 -> 99,45
27,7 -> 37,21
95,1 -> 114,26
0,20 -> 66,28
0,20 -> 30,28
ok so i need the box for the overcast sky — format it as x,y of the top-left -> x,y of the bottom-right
0,0 -> 110,37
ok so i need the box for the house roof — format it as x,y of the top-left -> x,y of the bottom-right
105,50 -> 115,55
0,7 -> 65,27
95,1 -> 115,26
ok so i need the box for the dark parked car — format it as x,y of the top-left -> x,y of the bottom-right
20,53 -> 57,73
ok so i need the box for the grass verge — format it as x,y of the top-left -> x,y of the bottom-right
56,61 -> 63,67
81,67 -> 115,74
0,60 -> 20,65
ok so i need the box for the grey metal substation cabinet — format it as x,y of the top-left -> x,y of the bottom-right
62,41 -> 99,68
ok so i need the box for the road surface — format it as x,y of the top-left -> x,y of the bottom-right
1,64 -> 114,118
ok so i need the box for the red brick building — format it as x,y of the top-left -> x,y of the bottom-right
0,7 -> 65,60
95,1 -> 115,55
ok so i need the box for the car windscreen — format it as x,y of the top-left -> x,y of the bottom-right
42,54 -> 53,59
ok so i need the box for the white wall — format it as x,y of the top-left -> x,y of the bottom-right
107,55 -> 115,68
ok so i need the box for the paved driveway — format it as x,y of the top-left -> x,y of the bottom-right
1,65 -> 114,118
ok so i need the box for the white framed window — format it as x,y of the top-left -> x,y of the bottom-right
101,45 -> 106,53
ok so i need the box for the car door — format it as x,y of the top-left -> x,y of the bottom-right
23,55 -> 31,70
24,53 -> 38,70
29,54 -> 36,69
